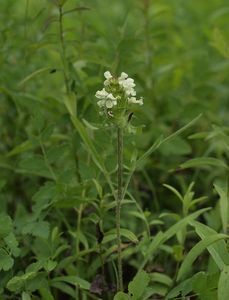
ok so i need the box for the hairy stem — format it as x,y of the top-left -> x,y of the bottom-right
116,126 -> 123,291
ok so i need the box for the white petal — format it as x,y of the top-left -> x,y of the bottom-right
104,79 -> 110,86
104,71 -> 112,79
126,78 -> 135,87
128,97 -> 143,105
97,100 -> 105,107
107,93 -> 116,100
138,97 -> 144,105
105,100 -> 114,108
125,87 -> 136,96
119,72 -> 128,80
95,88 -> 108,99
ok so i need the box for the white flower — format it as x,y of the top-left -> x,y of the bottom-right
128,96 -> 143,105
95,70 -> 143,117
104,71 -> 113,86
119,72 -> 128,81
97,99 -> 106,108
95,88 -> 109,99
104,71 -> 112,79
106,99 -> 115,108
95,88 -> 117,109
105,93 -> 117,108
118,73 -> 136,96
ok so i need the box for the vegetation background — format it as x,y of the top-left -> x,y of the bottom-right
0,0 -> 229,299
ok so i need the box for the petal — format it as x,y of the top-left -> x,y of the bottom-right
95,88 -> 108,99
97,100 -> 105,107
119,72 -> 128,79
106,100 -> 113,108
139,97 -> 144,105
128,96 -> 143,105
108,93 -> 116,100
104,79 -> 110,86
104,71 -> 112,79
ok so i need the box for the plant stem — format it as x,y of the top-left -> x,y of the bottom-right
76,204 -> 83,254
116,126 -> 123,291
58,4 -> 70,94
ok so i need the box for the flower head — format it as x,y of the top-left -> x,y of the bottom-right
95,71 -> 143,124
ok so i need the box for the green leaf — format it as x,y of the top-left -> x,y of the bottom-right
71,116 -> 105,173
26,260 -> 44,273
4,232 -> 20,257
128,210 -> 148,222
211,28 -> 229,58
26,272 -> 48,292
137,114 -> 202,166
0,249 -> 14,271
32,182 -> 56,214
180,157 -> 228,169
114,292 -> 131,300
18,155 -> 53,179
44,260 -> 57,272
103,228 -> 138,244
214,183 -> 228,233
128,270 -> 150,300
6,140 -> 33,157
39,288 -> 55,300
136,135 -> 164,166
0,214 -> 13,238
22,292 -> 31,300
104,200 -> 134,211
192,272 -> 218,300
143,285 -> 168,299
172,245 -> 184,262
92,179 -> 103,198
51,276 -> 90,290
22,221 -> 50,239
150,273 -> 173,287
166,272 -> 202,299
218,265 -> 229,300
141,208 -> 210,269
190,221 -> 229,269
50,282 -> 75,298
177,234 -> 228,281
7,272 -> 36,292
160,136 -> 192,156
163,184 -> 183,203
166,277 -> 192,299
64,93 -> 76,116
18,67 -> 52,87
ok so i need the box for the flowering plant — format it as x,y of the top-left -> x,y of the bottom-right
95,71 -> 143,127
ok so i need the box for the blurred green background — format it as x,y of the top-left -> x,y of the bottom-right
0,0 -> 229,299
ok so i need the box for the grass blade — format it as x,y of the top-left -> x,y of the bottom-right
190,221 -> 229,269
137,114 -> 202,166
177,233 -> 228,281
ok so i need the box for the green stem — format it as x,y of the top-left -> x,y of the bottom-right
116,126 -> 123,291
76,204 -> 83,255
58,4 -> 70,94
